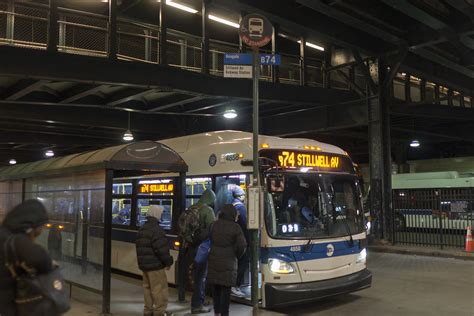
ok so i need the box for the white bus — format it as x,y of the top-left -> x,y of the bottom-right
158,130 -> 372,307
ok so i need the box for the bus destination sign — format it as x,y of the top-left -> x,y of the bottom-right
277,151 -> 340,169
139,183 -> 174,194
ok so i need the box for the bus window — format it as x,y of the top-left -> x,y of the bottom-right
113,182 -> 132,195
137,179 -> 174,229
215,174 -> 248,213
186,177 -> 212,208
137,198 -> 173,229
112,198 -> 131,225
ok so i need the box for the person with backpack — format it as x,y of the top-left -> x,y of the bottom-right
136,205 -> 174,316
178,189 -> 216,314
229,185 -> 250,298
0,200 -> 64,316
207,204 -> 247,316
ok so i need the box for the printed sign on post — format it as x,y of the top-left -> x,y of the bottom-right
224,65 -> 253,78
247,185 -> 263,229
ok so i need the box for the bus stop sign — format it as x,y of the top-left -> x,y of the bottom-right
239,14 -> 273,48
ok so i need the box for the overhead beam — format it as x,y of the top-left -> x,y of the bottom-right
107,89 -> 156,107
150,96 -> 207,112
0,46 -> 358,105
3,79 -> 50,100
60,84 -> 110,103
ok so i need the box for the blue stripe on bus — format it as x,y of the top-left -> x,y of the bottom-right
260,240 -> 360,263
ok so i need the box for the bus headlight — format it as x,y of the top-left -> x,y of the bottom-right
356,248 -> 367,264
268,258 -> 295,274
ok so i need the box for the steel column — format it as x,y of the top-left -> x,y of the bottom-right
434,84 -> 440,104
47,0 -> 58,53
102,169 -> 113,315
6,0 -> 14,41
404,73 -> 411,102
459,94 -> 465,107
368,58 -> 392,242
271,23 -> 280,83
201,0 -> 210,74
108,0 -> 117,60
447,89 -> 453,106
323,46 -> 332,88
420,78 -> 426,102
159,0 -> 168,65
238,10 -> 248,53
299,37 -> 306,86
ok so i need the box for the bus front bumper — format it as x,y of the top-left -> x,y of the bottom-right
264,268 -> 372,308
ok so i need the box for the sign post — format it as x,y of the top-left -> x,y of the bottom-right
239,13 -> 273,309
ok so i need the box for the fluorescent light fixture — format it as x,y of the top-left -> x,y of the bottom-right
9,159 -> 16,165
223,109 -> 238,119
166,0 -> 198,14
45,150 -> 54,157
123,130 -> 134,141
208,14 -> 239,28
410,140 -> 420,148
297,40 -> 324,51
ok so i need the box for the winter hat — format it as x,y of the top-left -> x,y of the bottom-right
218,204 -> 237,221
148,205 -> 164,220
3,199 -> 49,233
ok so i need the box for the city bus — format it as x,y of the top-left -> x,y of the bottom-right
158,130 -> 372,307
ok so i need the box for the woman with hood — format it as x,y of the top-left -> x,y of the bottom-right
0,199 -> 55,316
207,204 -> 247,316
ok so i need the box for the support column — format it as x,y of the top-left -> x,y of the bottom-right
47,0 -> 58,53
447,89 -> 453,106
159,0 -> 168,65
368,58 -> 392,242
238,10 -> 247,53
323,46 -> 332,88
6,0 -> 14,42
459,94 -> 465,107
201,0 -> 210,74
434,84 -> 440,104
271,23 -> 280,83
108,0 -> 117,60
419,78 -> 426,102
404,73 -> 411,102
299,37 -> 306,86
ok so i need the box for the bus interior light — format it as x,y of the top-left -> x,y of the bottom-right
304,145 -> 310,150
261,143 -> 270,149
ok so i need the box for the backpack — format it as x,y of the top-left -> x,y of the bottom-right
178,204 -> 201,244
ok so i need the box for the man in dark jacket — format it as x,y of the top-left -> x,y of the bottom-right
207,204 -> 247,316
136,205 -> 174,316
230,185 -> 250,298
0,200 -> 54,316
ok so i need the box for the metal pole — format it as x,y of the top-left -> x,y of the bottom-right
108,0 -> 117,61
201,0 -> 210,74
102,169 -> 113,315
250,48 -> 260,308
47,0 -> 58,53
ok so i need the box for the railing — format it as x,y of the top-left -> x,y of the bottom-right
0,0 -> 472,106
392,188 -> 474,249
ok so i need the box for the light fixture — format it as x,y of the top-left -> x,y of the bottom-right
223,109 -> 238,119
297,40 -> 325,51
410,140 -> 420,148
208,14 -> 240,28
45,150 -> 54,157
9,159 -> 17,165
166,0 -> 198,13
123,112 -> 134,141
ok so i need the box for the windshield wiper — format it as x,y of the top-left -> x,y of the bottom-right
328,189 -> 354,248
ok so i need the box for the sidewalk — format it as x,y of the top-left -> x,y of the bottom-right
368,243 -> 474,261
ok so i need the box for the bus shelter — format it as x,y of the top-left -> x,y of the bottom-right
0,141 -> 188,315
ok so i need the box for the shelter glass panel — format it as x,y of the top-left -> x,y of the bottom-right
24,170 -> 106,293
0,180 -> 23,222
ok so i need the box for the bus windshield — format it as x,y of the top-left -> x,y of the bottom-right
264,172 -> 365,239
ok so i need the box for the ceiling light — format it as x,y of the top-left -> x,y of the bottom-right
166,0 -> 198,13
223,109 -> 238,119
410,140 -> 420,148
45,150 -> 54,157
9,159 -> 16,165
208,14 -> 239,28
123,112 -> 134,141
123,130 -> 134,141
297,40 -> 325,51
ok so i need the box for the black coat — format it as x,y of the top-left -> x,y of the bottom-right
0,227 -> 53,314
136,217 -> 173,271
207,205 -> 247,287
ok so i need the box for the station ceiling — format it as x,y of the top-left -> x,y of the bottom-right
0,0 -> 473,165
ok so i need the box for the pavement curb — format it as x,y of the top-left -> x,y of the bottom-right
368,245 -> 474,261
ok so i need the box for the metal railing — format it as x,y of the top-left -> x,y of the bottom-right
392,188 -> 474,248
0,0 -> 355,89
